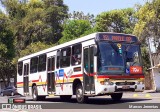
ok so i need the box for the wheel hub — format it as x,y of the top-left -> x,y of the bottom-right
77,88 -> 82,99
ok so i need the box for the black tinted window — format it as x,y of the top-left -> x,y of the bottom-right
48,57 -> 55,71
24,64 -> 29,75
30,57 -> 38,73
38,54 -> 46,72
56,50 -> 60,69
60,47 -> 71,67
18,62 -> 23,76
71,44 -> 82,65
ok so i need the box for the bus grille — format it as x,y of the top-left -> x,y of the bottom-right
116,82 -> 135,85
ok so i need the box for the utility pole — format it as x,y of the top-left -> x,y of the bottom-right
147,37 -> 156,91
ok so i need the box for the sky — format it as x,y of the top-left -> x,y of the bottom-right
63,0 -> 146,15
0,0 -> 146,15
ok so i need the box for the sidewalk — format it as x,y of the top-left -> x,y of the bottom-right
143,89 -> 160,93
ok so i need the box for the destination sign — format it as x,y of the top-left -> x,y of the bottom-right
96,33 -> 138,43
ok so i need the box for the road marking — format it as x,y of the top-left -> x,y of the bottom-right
145,94 -> 151,98
48,94 -> 55,97
133,94 -> 138,97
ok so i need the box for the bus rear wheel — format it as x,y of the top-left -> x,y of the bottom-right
76,84 -> 88,103
111,93 -> 123,101
32,86 -> 45,101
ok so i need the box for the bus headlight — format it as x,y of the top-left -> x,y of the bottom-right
100,79 -> 113,85
137,78 -> 144,85
137,81 -> 140,84
137,81 -> 144,85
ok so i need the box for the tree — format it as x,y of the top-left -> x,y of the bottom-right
19,41 -> 51,58
141,46 -> 151,74
1,0 -> 68,56
59,19 -> 95,44
69,11 -> 95,26
133,0 -> 160,51
42,0 -> 68,42
95,8 -> 136,34
0,11 -> 15,87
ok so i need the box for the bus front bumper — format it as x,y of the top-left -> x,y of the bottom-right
96,84 -> 144,95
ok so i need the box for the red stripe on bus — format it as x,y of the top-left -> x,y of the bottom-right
70,74 -> 83,78
17,82 -> 23,84
97,75 -> 144,79
32,80 -> 39,82
70,73 -> 96,78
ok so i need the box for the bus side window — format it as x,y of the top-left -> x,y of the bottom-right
52,57 -> 55,71
56,50 -> 60,69
24,64 -> 27,76
48,58 -> 51,71
18,62 -> 23,76
90,47 -> 94,74
48,57 -> 55,71
71,44 -> 82,65
30,57 -> 38,73
60,47 -> 71,68
38,54 -> 46,72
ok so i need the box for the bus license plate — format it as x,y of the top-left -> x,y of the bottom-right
122,85 -> 130,89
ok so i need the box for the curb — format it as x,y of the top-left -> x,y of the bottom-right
143,90 -> 159,93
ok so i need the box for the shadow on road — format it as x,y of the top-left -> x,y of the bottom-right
7,96 -> 153,109
25,97 -> 152,105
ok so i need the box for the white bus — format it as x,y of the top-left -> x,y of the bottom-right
17,32 -> 144,103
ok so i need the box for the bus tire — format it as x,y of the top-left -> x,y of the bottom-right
60,95 -> 72,101
76,84 -> 88,103
111,93 -> 123,101
32,86 -> 45,101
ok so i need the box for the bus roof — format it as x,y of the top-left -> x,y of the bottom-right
18,32 -> 137,62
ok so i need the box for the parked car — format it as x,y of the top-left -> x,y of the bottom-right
0,86 -> 18,96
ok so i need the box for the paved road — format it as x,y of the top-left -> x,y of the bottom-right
0,92 -> 160,112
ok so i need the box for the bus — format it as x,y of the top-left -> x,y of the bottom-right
17,32 -> 144,103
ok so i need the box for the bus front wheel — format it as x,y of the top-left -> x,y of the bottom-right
76,84 -> 88,103
111,93 -> 123,101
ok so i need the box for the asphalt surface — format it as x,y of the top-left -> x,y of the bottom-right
0,92 -> 159,112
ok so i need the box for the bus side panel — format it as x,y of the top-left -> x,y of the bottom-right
17,75 -> 23,95
29,71 -> 48,96
55,67 -> 83,95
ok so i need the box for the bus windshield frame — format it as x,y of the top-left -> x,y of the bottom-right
97,41 -> 142,75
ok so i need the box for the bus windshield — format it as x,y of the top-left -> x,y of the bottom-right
97,42 -> 142,75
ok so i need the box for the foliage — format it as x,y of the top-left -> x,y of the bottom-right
19,41 -> 52,57
95,8 -> 136,34
59,19 -> 95,44
133,2 -> 155,40
69,11 -> 95,26
1,0 -> 68,56
42,0 -> 68,42
141,46 -> 151,74
133,0 -> 160,51
0,12 -> 15,86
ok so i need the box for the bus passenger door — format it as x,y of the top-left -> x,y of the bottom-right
23,63 -> 29,94
83,46 -> 95,94
47,56 -> 55,94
